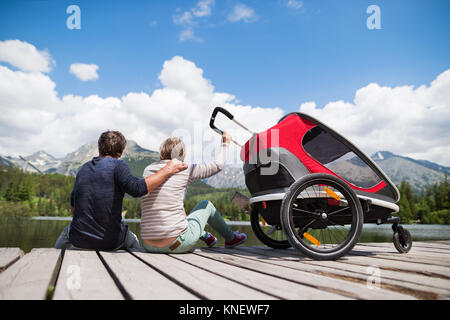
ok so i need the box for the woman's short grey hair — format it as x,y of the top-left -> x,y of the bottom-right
159,137 -> 185,161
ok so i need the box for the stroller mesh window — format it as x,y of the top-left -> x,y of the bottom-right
303,126 -> 382,189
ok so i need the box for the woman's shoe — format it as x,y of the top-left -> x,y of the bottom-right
225,231 -> 247,248
204,232 -> 217,248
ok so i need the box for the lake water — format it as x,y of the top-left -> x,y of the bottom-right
1,216 -> 450,253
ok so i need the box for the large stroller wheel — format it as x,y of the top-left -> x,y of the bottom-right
280,173 -> 364,260
250,206 -> 291,249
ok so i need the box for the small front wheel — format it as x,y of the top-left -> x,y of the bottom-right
280,173 -> 364,260
393,228 -> 412,253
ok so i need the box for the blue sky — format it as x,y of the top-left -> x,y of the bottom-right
1,0 -> 449,110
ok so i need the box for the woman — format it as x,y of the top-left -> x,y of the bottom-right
140,132 -> 247,253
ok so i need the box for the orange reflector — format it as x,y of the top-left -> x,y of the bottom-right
261,217 -> 267,226
324,187 -> 340,201
303,233 -> 321,246
262,201 -> 267,209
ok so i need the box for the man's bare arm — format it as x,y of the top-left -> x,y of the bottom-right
144,158 -> 187,193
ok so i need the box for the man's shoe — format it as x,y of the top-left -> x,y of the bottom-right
204,232 -> 217,248
225,231 -> 247,248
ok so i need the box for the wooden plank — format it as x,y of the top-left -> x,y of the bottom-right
134,252 -> 276,300
352,244 -> 450,260
261,242 -> 450,278
235,247 -> 450,299
0,248 -> 24,272
53,250 -> 123,300
240,246 -> 450,290
99,251 -> 197,300
349,247 -> 450,267
247,246 -> 450,278
410,242 -> 450,251
339,255 -> 450,278
175,252 -> 350,300
358,242 -> 450,255
424,241 -> 450,246
201,248 -> 415,300
0,248 -> 61,300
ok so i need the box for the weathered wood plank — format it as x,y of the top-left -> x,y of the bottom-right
424,241 -> 450,246
175,252 -> 350,300
338,255 -> 450,278
349,247 -> 450,267
0,248 -> 24,272
410,242 -> 450,251
134,252 -> 276,300
99,251 -> 197,300
352,244 -> 450,261
358,242 -> 450,255
201,248 -> 415,300
234,247 -> 450,299
245,244 -> 450,278
53,250 -> 123,300
0,248 -> 61,300
245,246 -> 450,291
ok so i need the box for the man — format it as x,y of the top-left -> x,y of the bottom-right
54,130 -> 187,250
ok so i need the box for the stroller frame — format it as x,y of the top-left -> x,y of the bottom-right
210,107 -> 412,260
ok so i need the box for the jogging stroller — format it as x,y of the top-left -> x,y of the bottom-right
210,107 -> 412,260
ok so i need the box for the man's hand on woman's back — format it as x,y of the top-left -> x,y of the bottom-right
166,158 -> 188,174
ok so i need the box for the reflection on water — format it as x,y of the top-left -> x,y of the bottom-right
1,216 -> 450,253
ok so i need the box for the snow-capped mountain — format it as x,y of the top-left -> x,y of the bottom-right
4,151 -> 61,174
2,140 -> 159,177
371,151 -> 448,191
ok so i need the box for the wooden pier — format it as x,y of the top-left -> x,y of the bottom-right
1,241 -> 449,300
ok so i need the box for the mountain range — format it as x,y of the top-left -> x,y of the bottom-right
1,140 -> 159,178
1,142 -> 448,192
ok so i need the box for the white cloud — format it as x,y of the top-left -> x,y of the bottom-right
173,11 -> 195,27
174,0 -> 215,42
179,28 -> 202,43
0,39 -> 54,73
192,0 -> 214,17
0,42 -> 282,164
227,3 -> 257,23
299,71 -> 450,166
69,63 -> 99,81
285,0 -> 303,10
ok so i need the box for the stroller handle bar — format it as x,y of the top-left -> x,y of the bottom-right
209,106 -> 255,147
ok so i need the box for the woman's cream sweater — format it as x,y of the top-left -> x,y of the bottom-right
140,143 -> 228,240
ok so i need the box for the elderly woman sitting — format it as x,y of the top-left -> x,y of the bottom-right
140,132 -> 247,253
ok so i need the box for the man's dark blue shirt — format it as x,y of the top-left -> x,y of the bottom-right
69,157 -> 148,250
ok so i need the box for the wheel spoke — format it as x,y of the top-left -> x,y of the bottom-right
292,207 -> 320,216
267,225 -> 277,235
297,217 -> 317,235
327,206 -> 350,216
